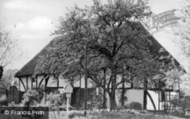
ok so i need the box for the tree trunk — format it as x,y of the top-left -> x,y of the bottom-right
0,66 -> 3,79
103,69 -> 107,108
109,92 -> 117,110
121,81 -> 125,106
110,65 -> 117,110
143,90 -> 147,110
143,78 -> 148,110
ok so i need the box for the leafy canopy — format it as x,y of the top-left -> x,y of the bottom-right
35,0 -> 173,89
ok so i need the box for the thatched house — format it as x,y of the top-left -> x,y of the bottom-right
15,22 -> 182,111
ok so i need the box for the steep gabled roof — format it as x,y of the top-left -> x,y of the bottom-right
15,36 -> 63,77
15,23 -> 181,78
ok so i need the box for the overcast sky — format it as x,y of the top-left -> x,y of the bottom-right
0,0 -> 189,72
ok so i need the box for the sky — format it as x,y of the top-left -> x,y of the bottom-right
0,0 -> 189,72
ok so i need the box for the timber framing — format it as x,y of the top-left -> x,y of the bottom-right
19,77 -> 26,91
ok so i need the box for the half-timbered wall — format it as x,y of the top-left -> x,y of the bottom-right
37,75 -> 46,90
18,74 -> 180,111
124,89 -> 144,106
147,90 -> 159,110
19,77 -> 27,91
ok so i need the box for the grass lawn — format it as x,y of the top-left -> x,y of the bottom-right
49,110 -> 186,119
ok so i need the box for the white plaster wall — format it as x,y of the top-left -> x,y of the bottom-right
59,78 -> 68,87
37,75 -> 45,90
125,89 -> 144,106
80,77 -> 95,88
147,90 -> 159,110
32,77 -> 37,89
19,77 -> 26,91
58,74 -> 70,88
73,79 -> 80,87
58,74 -> 73,93
47,75 -> 57,87
105,89 -> 144,109
28,77 -> 32,89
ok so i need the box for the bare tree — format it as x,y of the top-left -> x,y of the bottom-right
171,0 -> 190,96
0,23 -> 18,79
0,69 -> 18,88
174,0 -> 190,57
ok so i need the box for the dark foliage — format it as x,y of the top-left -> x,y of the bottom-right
128,102 -> 142,110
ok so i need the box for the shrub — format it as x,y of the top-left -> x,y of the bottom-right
0,95 -> 7,106
8,101 -> 17,107
171,95 -> 190,110
47,92 -> 67,111
62,110 -> 182,119
21,89 -> 40,107
128,102 -> 142,110
68,111 -> 85,119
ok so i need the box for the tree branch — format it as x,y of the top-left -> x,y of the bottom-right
88,75 -> 109,93
89,44 -> 112,59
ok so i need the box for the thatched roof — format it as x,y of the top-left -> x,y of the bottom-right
15,36 -> 63,77
15,23 -> 180,78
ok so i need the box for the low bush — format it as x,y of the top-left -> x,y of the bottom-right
169,95 -> 190,117
171,96 -> 190,110
67,110 -> 183,119
20,89 -> 40,107
68,111 -> 85,119
47,92 -> 67,111
128,102 -> 142,110
0,95 -> 7,106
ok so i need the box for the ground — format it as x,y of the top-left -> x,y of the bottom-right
49,110 -> 186,119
